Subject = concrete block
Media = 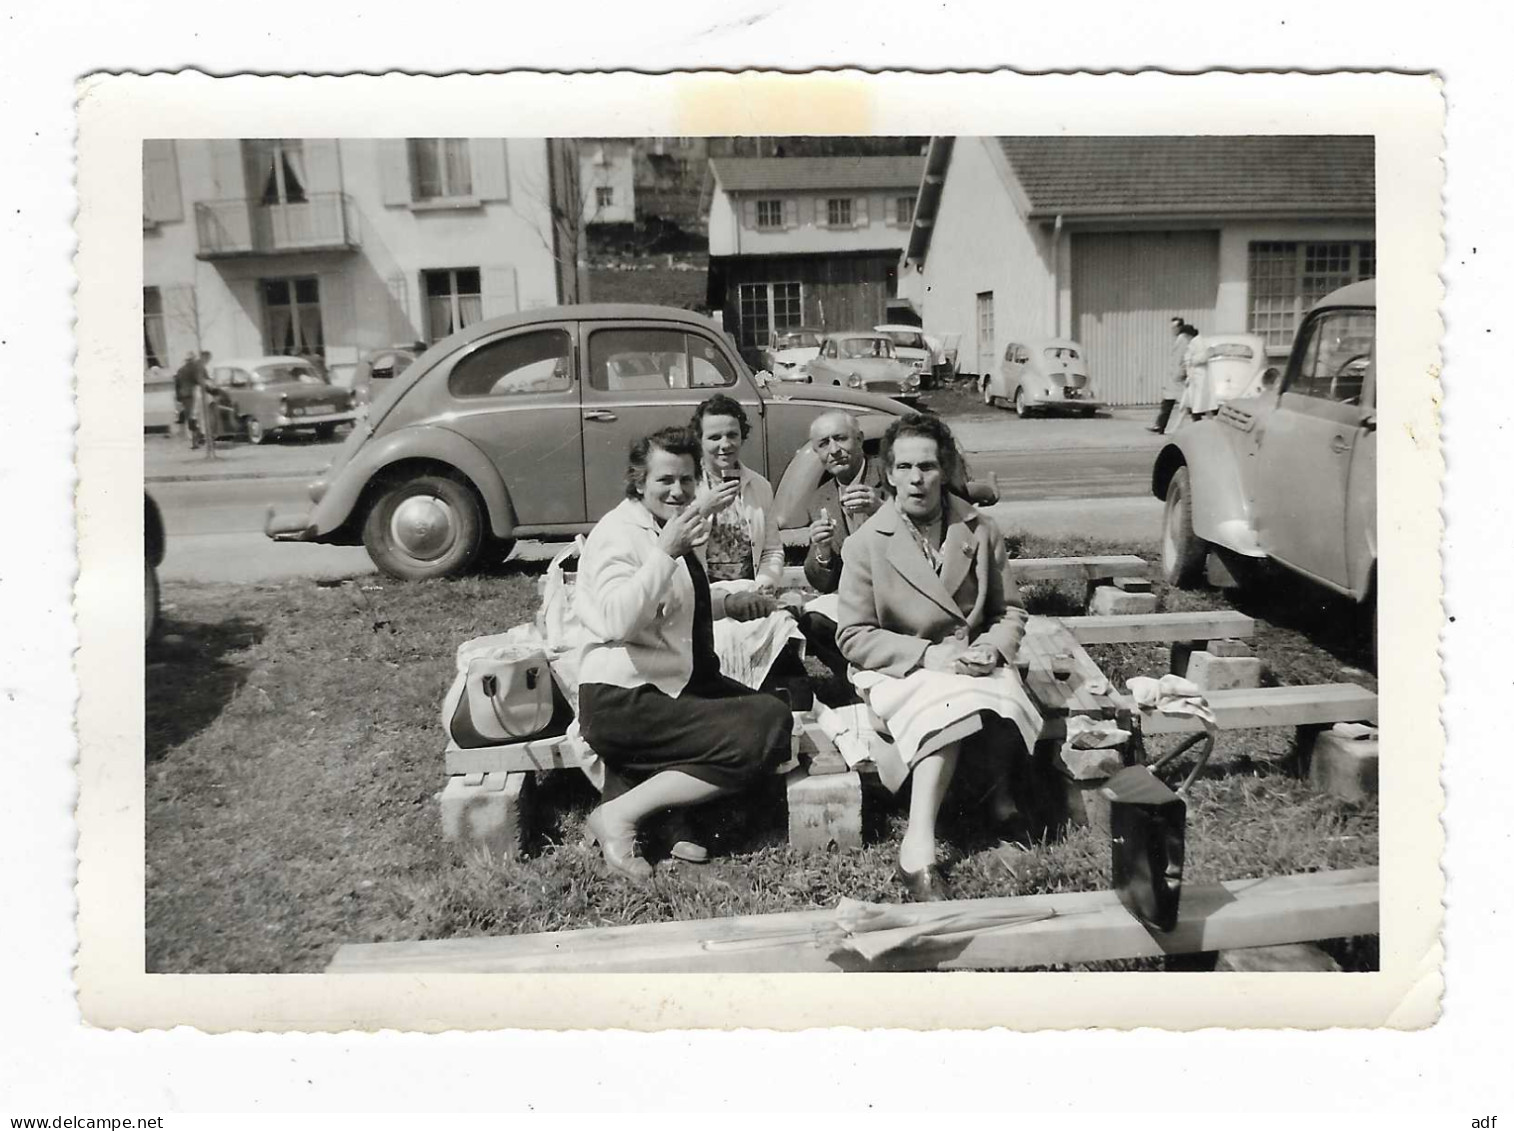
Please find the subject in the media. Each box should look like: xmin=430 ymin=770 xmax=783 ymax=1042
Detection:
xmin=1185 ymin=650 xmax=1264 ymax=691
xmin=440 ymin=771 xmax=533 ymax=858
xmin=1088 ymin=586 xmax=1158 ymax=616
xmin=1169 ymin=640 xmax=1200 ymax=677
xmin=1306 ymin=730 xmax=1379 ymax=804
xmin=1216 ymin=943 xmax=1341 ymax=973
xmin=1206 ymin=638 xmax=1253 ymax=658
xmin=1062 ymin=776 xmax=1113 ymax=836
xmin=785 ymin=767 xmax=863 ymax=851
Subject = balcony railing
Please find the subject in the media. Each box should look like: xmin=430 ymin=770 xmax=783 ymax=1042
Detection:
xmin=195 ymin=193 xmax=360 ymax=258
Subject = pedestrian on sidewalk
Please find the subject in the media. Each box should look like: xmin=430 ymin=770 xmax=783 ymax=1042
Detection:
xmin=1149 ymin=317 xmax=1197 ymax=433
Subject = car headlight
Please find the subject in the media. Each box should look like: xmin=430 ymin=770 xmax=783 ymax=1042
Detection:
xmin=910 ymin=358 xmax=924 ymax=370
xmin=847 ymin=374 xmax=863 ymax=388
xmin=906 ymin=373 xmax=920 ymax=389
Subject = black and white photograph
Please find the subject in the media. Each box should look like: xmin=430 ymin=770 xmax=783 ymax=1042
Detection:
xmin=68 ymin=70 xmax=1443 ymax=1034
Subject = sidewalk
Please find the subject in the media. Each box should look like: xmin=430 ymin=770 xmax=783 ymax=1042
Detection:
xmin=146 ymin=406 xmax=1166 ymax=483
xmin=145 ymin=432 xmax=337 ymax=483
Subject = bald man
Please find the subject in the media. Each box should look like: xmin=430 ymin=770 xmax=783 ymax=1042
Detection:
xmin=801 ymin=411 xmax=886 ymax=593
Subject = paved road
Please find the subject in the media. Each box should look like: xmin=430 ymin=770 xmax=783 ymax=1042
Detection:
xmin=153 ymin=447 xmax=1162 ymax=583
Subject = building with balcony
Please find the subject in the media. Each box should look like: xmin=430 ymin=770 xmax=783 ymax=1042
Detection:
xmin=142 ymin=138 xmax=583 ymax=378
xmin=898 ymin=136 xmax=1375 ymax=403
xmin=703 ymin=155 xmax=925 ymax=358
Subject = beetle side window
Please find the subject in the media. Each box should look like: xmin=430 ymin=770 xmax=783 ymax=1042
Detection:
xmin=448 ymin=329 xmax=572 ymax=398
xmin=1288 ymin=309 xmax=1374 ymax=405
xmin=589 ymin=328 xmax=737 ymax=391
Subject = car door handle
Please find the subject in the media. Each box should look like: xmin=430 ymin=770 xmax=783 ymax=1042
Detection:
xmin=1330 ymin=434 xmax=1350 ymax=454
xmin=582 ymin=410 xmax=617 ymax=422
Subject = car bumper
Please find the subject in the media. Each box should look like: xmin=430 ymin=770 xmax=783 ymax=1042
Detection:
xmin=1026 ymin=394 xmax=1104 ymax=411
xmin=272 ymin=410 xmax=357 ymax=429
xmin=264 ymin=504 xmax=319 ymax=542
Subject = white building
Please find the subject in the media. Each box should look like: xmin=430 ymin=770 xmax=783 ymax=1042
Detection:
xmin=141 ymin=138 xmax=582 ymax=381
xmin=578 ymin=139 xmax=637 ymax=226
xmin=899 ymin=136 xmax=1375 ymax=403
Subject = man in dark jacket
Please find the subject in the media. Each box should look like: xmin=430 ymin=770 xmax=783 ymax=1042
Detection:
xmin=173 ymin=350 xmax=214 ymax=448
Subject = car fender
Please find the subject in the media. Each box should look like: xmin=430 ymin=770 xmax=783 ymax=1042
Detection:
xmin=1151 ymin=425 xmax=1264 ymax=557
xmin=308 ymin=424 xmax=517 ymax=539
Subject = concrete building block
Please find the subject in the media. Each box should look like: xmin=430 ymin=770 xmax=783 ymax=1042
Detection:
xmin=785 ymin=767 xmax=863 ymax=851
xmin=1185 ymin=650 xmax=1264 ymax=691
xmin=1206 ymin=638 xmax=1253 ymax=658
xmin=1062 ymin=777 xmax=1114 ymax=836
xmin=440 ymin=771 xmax=533 ymax=858
xmin=1088 ymin=586 xmax=1158 ymax=616
xmin=1216 ymin=943 xmax=1342 ymax=972
xmin=1306 ymin=729 xmax=1379 ymax=804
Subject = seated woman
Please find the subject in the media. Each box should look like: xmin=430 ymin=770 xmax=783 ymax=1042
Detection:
xmin=836 ymin=413 xmax=1043 ymax=902
xmin=574 ymin=425 xmax=793 ymax=883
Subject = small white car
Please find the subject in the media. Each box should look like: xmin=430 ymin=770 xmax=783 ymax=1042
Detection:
xmin=761 ymin=328 xmax=823 ymax=383
xmin=983 ymin=338 xmax=1103 ymax=417
xmin=873 ymin=324 xmax=937 ymax=388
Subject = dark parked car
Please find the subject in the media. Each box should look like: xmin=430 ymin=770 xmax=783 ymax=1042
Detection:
xmin=266 ymin=305 xmax=914 ymax=579
xmin=145 ymin=493 xmax=165 ymax=641
xmin=206 ymin=356 xmax=358 ymax=444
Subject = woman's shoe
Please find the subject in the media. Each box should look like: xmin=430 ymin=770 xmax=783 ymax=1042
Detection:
xmin=661 ymin=810 xmax=710 ymax=864
xmin=895 ymin=862 xmax=952 ymax=903
xmin=583 ymin=808 xmax=653 ymax=883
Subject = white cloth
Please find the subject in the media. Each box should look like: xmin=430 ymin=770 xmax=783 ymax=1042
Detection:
xmin=850 ymin=665 xmax=1044 ymax=794
xmin=1125 ymin=674 xmax=1217 ymax=727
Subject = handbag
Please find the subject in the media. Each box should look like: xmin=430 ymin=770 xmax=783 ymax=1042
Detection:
xmin=1103 ymin=728 xmax=1216 ymax=933
xmin=443 ymin=642 xmax=559 ymax=749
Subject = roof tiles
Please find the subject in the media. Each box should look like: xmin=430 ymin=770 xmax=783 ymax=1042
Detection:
xmin=710 ymin=155 xmax=926 ymax=194
xmin=998 ymin=136 xmax=1375 ymax=217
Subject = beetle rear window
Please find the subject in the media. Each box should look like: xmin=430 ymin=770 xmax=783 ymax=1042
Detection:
xmin=589 ymin=328 xmax=736 ymax=392
xmin=448 ymin=329 xmax=572 ymax=398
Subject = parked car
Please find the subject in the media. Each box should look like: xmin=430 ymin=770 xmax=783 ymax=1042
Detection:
xmin=145 ymin=492 xmax=165 ymax=641
xmin=1164 ymin=333 xmax=1278 ymax=431
xmin=1152 ymin=280 xmax=1376 ymax=652
xmin=874 ymin=324 xmax=938 ymax=389
xmin=205 ymin=356 xmax=359 ymax=444
xmin=265 ymin=305 xmax=914 ymax=580
xmin=761 ymin=328 xmax=824 ymax=383
xmin=806 ymin=332 xmax=922 ymax=404
xmin=983 ymin=338 xmax=1103 ymax=417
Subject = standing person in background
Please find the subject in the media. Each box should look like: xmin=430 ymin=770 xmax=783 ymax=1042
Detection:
xmin=173 ymin=351 xmax=204 ymax=448
xmin=1149 ymin=318 xmax=1197 ymax=433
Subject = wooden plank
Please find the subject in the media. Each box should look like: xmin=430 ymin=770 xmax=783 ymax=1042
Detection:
xmin=1008 ymin=555 xmax=1150 ymax=584
xmin=1135 ymin=684 xmax=1379 ymax=736
xmin=445 ymin=734 xmax=580 ymax=776
xmin=1062 ymin=610 xmax=1256 ymax=645
xmin=327 ymin=867 xmax=1378 ymax=974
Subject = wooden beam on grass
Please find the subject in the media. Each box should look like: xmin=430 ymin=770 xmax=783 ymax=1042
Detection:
xmin=1136 ymin=683 xmax=1379 ymax=735
xmin=1008 ymin=555 xmax=1150 ymax=583
xmin=326 ymin=867 xmax=1378 ymax=975
xmin=1062 ymin=610 xmax=1256 ymax=645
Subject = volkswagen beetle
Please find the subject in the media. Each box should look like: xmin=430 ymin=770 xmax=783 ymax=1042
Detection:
xmin=265 ymin=305 xmax=912 ymax=580
xmin=983 ymin=338 xmax=1103 ymax=417
xmin=1152 ymin=280 xmax=1376 ymax=653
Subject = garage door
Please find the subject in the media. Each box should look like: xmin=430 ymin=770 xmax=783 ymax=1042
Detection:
xmin=1071 ymin=231 xmax=1220 ymax=406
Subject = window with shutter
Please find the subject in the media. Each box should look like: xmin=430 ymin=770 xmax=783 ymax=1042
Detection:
xmin=826 ymin=198 xmax=851 ymax=227
xmin=423 ymin=267 xmax=484 ymax=341
xmin=409 ymin=139 xmax=474 ymax=201
xmin=755 ymin=199 xmax=784 ymax=229
xmin=142 ymin=140 xmax=182 ymax=225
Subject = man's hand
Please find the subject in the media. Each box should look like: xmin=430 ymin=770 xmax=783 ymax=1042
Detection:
xmin=809 ymin=506 xmax=837 ymax=552
xmin=725 ymin=590 xmax=778 ymax=622
xmin=839 ymin=483 xmax=877 ymax=515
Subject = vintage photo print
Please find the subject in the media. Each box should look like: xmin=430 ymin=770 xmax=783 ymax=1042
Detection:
xmin=74 ymin=70 xmax=1444 ymax=1030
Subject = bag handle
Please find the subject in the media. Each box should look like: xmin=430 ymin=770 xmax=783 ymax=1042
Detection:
xmin=486 ymin=663 xmax=550 ymax=738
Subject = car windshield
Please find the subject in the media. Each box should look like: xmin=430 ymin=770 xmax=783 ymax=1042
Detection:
xmin=1043 ymin=346 xmax=1081 ymax=363
xmin=253 ymin=363 xmax=323 ymax=386
xmin=839 ymin=337 xmax=894 ymax=360
xmin=1205 ymin=342 xmax=1255 ymax=361
xmin=882 ymin=330 xmax=925 ymax=350
xmin=774 ymin=331 xmax=820 ymax=350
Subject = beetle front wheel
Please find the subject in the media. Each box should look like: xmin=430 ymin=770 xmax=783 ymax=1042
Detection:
xmin=1161 ymin=466 xmax=1208 ymax=588
xmin=363 ymin=474 xmax=483 ymax=581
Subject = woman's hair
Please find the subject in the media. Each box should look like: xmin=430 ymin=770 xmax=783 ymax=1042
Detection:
xmin=879 ymin=412 xmax=968 ymax=499
xmin=689 ymin=392 xmax=752 ymax=442
xmin=624 ymin=425 xmax=701 ymax=500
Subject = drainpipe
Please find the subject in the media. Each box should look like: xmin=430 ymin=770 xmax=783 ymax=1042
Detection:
xmin=1051 ymin=213 xmax=1063 ymax=338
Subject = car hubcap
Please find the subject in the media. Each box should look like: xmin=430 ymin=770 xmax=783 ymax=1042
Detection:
xmin=390 ymin=494 xmax=457 ymax=561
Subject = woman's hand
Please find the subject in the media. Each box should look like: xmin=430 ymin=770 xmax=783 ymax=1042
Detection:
xmin=724 ymin=590 xmax=778 ymax=622
xmin=921 ymin=640 xmax=969 ymax=672
xmin=656 ymin=508 xmax=712 ymax=558
xmin=955 ymin=644 xmax=1002 ymax=677
xmin=697 ymin=475 xmax=742 ymax=518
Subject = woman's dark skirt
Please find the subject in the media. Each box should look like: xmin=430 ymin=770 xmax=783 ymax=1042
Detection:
xmin=577 ymin=674 xmax=792 ymax=792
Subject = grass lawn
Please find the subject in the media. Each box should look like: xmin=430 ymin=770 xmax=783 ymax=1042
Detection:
xmin=146 ymin=535 xmax=1379 ymax=974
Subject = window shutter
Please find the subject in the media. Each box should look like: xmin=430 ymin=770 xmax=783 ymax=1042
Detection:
xmin=317 ymin=271 xmax=352 ymax=357
xmin=815 ymin=199 xmax=828 ymax=229
xmin=471 ymin=139 xmax=511 ymax=201
xmin=481 ymin=265 xmax=519 ymax=319
xmin=302 ymin=139 xmax=342 ymax=194
xmin=784 ymin=197 xmax=798 ymax=229
xmin=142 ymin=140 xmax=182 ymax=223
xmin=160 ymin=284 xmax=199 ymax=361
xmin=208 ymin=139 xmax=247 ymax=199
xmin=799 ymin=196 xmax=814 ymax=227
xmin=379 ymin=139 xmax=413 ymax=206
xmin=884 ymin=195 xmax=897 ymax=227
xmin=386 ymin=273 xmax=415 ymax=343
xmin=742 ymin=199 xmax=757 ymax=229
xmin=854 ymin=196 xmax=869 ymax=227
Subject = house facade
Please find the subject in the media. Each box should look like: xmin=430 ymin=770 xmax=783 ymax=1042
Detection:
xmin=705 ymin=156 xmax=925 ymax=360
xmin=141 ymin=137 xmax=581 ymax=380
xmin=899 ymin=136 xmax=1375 ymax=404
xmin=578 ymin=139 xmax=638 ymax=226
